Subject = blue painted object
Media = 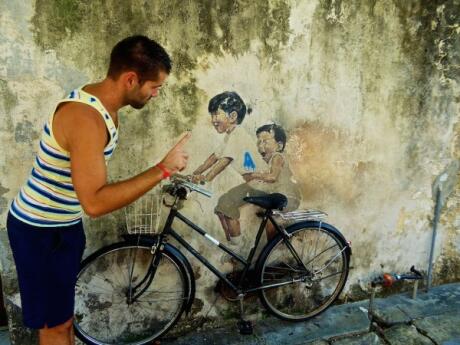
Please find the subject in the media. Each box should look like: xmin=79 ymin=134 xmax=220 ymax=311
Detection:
xmin=243 ymin=151 xmax=256 ymax=171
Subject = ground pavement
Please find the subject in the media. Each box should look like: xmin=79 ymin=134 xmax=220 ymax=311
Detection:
xmin=1 ymin=283 xmax=459 ymax=344
xmin=161 ymin=283 xmax=460 ymax=345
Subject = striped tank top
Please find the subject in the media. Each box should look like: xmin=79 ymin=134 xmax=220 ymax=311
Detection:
xmin=9 ymin=87 xmax=119 ymax=227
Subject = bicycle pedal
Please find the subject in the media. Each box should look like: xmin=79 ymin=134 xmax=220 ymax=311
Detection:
xmin=237 ymin=320 xmax=253 ymax=335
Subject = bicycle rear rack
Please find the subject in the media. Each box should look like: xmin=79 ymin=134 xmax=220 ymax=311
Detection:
xmin=272 ymin=209 xmax=328 ymax=221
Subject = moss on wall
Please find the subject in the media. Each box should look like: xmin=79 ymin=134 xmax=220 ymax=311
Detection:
xmin=31 ymin=0 xmax=291 ymax=134
xmin=0 ymin=79 xmax=18 ymax=116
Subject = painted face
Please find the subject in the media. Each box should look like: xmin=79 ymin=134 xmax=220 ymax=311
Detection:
xmin=127 ymin=70 xmax=168 ymax=109
xmin=257 ymin=130 xmax=282 ymax=162
xmin=210 ymin=109 xmax=237 ymax=133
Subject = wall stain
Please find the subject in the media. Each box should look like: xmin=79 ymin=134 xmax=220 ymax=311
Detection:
xmin=31 ymin=0 xmax=291 ymax=134
xmin=436 ymin=255 xmax=460 ymax=284
xmin=0 ymin=79 xmax=18 ymax=114
xmin=392 ymin=0 xmax=459 ymax=175
xmin=289 ymin=121 xmax=372 ymax=209
xmin=0 ymin=79 xmax=18 ymax=133
xmin=0 ymin=185 xmax=10 ymax=213
xmin=14 ymin=120 xmax=39 ymax=143
xmin=311 ymin=0 xmax=459 ymax=188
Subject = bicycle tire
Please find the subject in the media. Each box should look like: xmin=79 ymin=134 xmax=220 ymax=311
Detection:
xmin=256 ymin=221 xmax=350 ymax=321
xmin=74 ymin=241 xmax=189 ymax=345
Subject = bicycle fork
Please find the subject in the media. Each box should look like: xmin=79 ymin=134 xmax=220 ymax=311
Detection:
xmin=126 ymin=240 xmax=162 ymax=304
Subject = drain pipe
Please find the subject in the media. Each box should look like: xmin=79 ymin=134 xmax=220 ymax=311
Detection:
xmin=426 ymin=160 xmax=459 ymax=291
xmin=426 ymin=185 xmax=442 ymax=291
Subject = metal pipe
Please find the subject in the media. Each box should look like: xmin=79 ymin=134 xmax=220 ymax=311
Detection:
xmin=412 ymin=280 xmax=419 ymax=299
xmin=427 ymin=187 xmax=442 ymax=291
xmin=368 ymin=285 xmax=376 ymax=332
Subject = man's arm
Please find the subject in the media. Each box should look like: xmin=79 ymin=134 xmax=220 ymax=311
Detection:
xmin=62 ymin=104 xmax=188 ymax=218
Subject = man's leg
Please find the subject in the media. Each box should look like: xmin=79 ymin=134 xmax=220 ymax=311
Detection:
xmin=70 ymin=321 xmax=75 ymax=345
xmin=39 ymin=317 xmax=73 ymax=345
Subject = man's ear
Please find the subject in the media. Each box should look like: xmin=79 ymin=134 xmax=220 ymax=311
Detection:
xmin=123 ymin=71 xmax=139 ymax=89
xmin=229 ymin=111 xmax=238 ymax=123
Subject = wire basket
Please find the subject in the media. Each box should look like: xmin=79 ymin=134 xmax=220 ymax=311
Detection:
xmin=124 ymin=191 xmax=163 ymax=235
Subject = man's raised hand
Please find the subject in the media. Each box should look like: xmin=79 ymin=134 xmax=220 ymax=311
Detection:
xmin=160 ymin=132 xmax=191 ymax=175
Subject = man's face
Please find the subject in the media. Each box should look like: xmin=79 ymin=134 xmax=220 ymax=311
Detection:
xmin=127 ymin=70 xmax=168 ymax=109
xmin=210 ymin=109 xmax=236 ymax=133
xmin=257 ymin=130 xmax=282 ymax=162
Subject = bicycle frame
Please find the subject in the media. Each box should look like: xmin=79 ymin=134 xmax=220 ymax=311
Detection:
xmin=149 ymin=203 xmax=311 ymax=297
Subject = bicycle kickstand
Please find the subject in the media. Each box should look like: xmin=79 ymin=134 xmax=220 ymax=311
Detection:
xmin=237 ymin=294 xmax=253 ymax=335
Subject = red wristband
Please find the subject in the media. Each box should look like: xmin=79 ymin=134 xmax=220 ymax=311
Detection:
xmin=156 ymin=163 xmax=171 ymax=179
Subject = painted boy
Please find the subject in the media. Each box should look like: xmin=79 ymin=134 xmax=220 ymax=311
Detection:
xmin=215 ymin=123 xmax=301 ymax=248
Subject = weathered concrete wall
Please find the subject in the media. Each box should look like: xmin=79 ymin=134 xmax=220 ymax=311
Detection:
xmin=0 ymin=0 xmax=459 ymax=341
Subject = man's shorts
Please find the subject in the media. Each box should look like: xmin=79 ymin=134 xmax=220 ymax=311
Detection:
xmin=6 ymin=212 xmax=86 ymax=329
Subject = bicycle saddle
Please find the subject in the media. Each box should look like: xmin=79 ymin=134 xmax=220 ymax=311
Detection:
xmin=243 ymin=193 xmax=287 ymax=210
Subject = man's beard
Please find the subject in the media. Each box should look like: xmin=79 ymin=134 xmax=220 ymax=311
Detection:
xmin=128 ymin=97 xmax=149 ymax=109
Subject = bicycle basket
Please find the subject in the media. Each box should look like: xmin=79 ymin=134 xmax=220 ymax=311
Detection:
xmin=124 ymin=192 xmax=162 ymax=235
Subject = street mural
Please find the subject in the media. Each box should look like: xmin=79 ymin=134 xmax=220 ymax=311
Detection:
xmin=191 ymin=92 xmax=301 ymax=262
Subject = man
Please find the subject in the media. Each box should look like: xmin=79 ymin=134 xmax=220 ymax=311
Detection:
xmin=6 ymin=35 xmax=189 ymax=345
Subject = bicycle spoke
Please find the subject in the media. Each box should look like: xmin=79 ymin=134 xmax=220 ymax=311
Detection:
xmin=260 ymin=226 xmax=349 ymax=321
xmin=304 ymin=243 xmax=339 ymax=267
xmin=136 ymin=295 xmax=183 ymax=302
xmin=312 ymin=271 xmax=345 ymax=282
xmin=79 ymin=281 xmax=114 ymax=294
xmin=75 ymin=246 xmax=188 ymax=344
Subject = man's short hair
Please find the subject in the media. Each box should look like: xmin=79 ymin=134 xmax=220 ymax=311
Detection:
xmin=208 ymin=91 xmax=247 ymax=124
xmin=107 ymin=35 xmax=172 ymax=83
xmin=256 ymin=123 xmax=287 ymax=152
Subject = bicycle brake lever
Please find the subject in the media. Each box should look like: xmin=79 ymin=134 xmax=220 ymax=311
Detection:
xmin=171 ymin=176 xmax=212 ymax=198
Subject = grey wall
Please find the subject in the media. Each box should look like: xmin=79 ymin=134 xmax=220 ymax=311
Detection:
xmin=0 ymin=0 xmax=459 ymax=342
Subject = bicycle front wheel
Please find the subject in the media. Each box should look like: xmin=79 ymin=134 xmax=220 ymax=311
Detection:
xmin=74 ymin=242 xmax=188 ymax=345
xmin=257 ymin=223 xmax=349 ymax=321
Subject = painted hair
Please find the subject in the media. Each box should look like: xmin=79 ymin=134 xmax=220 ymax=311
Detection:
xmin=107 ymin=35 xmax=172 ymax=83
xmin=208 ymin=91 xmax=249 ymax=124
xmin=256 ymin=123 xmax=287 ymax=152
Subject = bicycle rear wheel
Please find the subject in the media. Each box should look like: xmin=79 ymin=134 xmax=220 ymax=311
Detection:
xmin=257 ymin=222 xmax=349 ymax=321
xmin=74 ymin=242 xmax=188 ymax=345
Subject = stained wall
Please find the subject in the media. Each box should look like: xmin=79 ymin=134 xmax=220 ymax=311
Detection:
xmin=0 ymin=0 xmax=459 ymax=342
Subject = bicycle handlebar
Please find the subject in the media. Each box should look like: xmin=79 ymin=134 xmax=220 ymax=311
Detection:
xmin=169 ymin=175 xmax=213 ymax=198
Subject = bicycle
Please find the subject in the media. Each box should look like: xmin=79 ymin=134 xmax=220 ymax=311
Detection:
xmin=73 ymin=176 xmax=352 ymax=345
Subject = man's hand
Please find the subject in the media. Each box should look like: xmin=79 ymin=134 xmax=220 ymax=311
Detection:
xmin=160 ymin=132 xmax=191 ymax=174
